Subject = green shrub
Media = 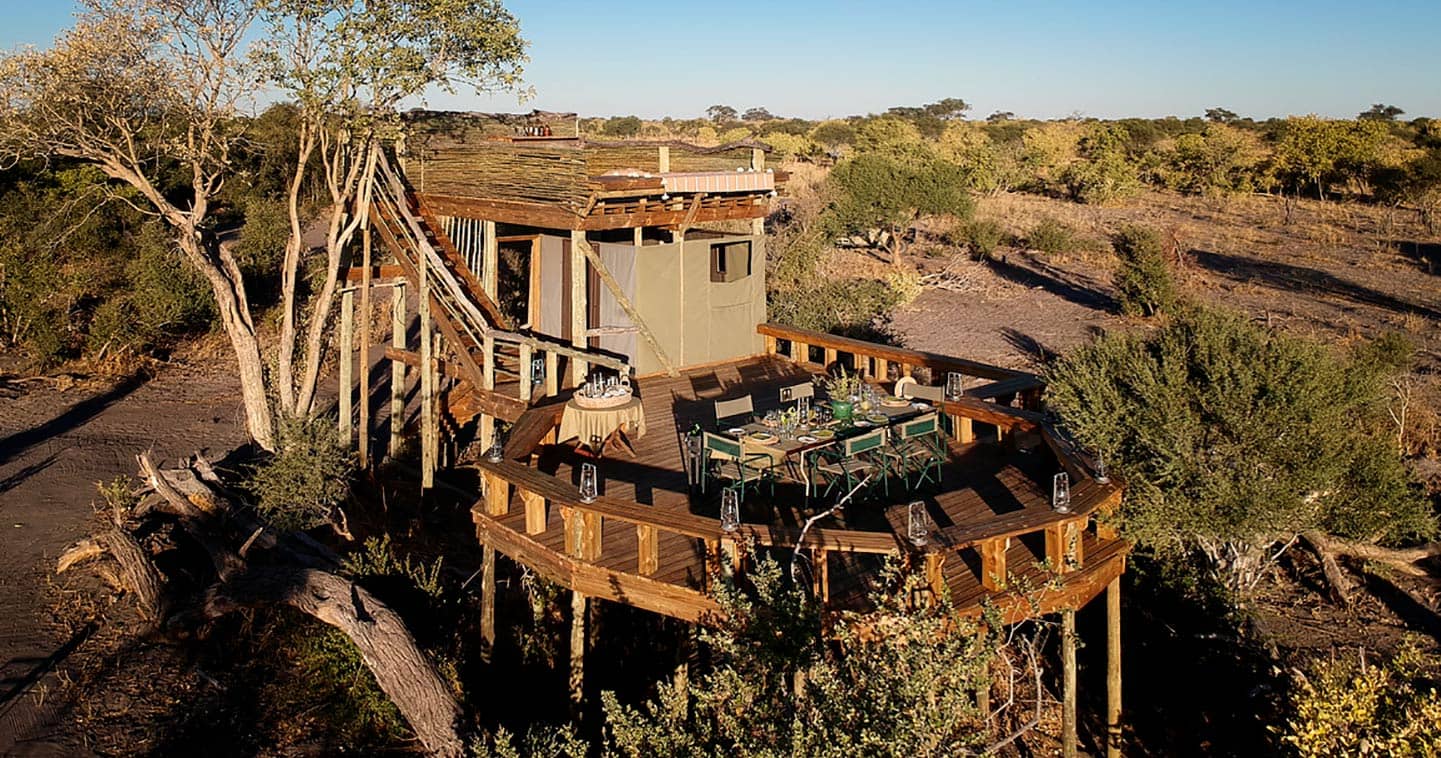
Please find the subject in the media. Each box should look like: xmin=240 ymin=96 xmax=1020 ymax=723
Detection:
xmin=1279 ymin=641 xmax=1441 ymax=756
xmin=963 ymin=218 xmax=1006 ymax=260
xmin=1112 ymin=225 xmax=1178 ymax=317
xmin=342 ymin=535 xmax=446 ymax=601
xmin=1045 ymin=307 xmax=1435 ymax=598
xmin=291 ymin=622 xmax=406 ymax=739
xmin=1026 ymin=216 xmax=1079 ymax=254
xmin=768 ymin=278 xmax=905 ymax=335
xmin=246 ymin=415 xmax=355 ymax=532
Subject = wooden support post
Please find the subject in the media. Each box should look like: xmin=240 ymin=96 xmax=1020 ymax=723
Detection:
xmin=359 ymin=225 xmax=372 ymax=468
xmin=480 ymin=543 xmax=496 ymax=661
xmin=924 ymin=551 xmax=946 ymax=599
xmin=569 ymin=231 xmax=589 ymax=386
xmin=569 ymin=590 xmax=586 ymax=716
xmin=958 ymin=416 xmax=975 ymax=444
xmin=658 ymin=145 xmax=670 ymax=173
xmin=813 ymin=547 xmax=828 ymax=602
xmin=389 ymin=282 xmax=406 ymax=458
xmin=1107 ymin=578 xmax=1123 ymax=758
xmin=483 ymin=471 xmax=509 ymax=516
xmin=1045 ymin=520 xmax=1084 ymax=574
xmin=852 ymin=352 xmax=868 ymax=377
xmin=719 ymin=537 xmax=739 ymax=577
xmin=750 ymin=147 xmax=765 ymax=171
xmin=522 ymin=490 xmax=546 ymax=534
xmin=636 ymin=524 xmax=657 ymax=575
xmin=479 ymin=334 xmax=496 ymax=452
xmin=902 ymin=362 xmax=913 ymax=378
xmin=580 ymin=511 xmax=602 ymax=561
xmin=1062 ymin=608 xmax=1078 ymax=758
xmin=419 ymin=238 xmax=434 ymax=489
xmin=482 ymin=220 xmax=498 ymax=302
xmin=574 ymin=236 xmax=679 ymax=376
xmin=633 ymin=226 xmax=644 ymax=247
xmin=824 ymin=347 xmax=838 ymax=369
xmin=793 ymin=341 xmax=808 ymax=364
xmin=764 ymin=334 xmax=778 ymax=356
xmin=877 ymin=359 xmax=891 ymax=383
xmin=544 ymin=351 xmax=559 ymax=397
xmin=980 ymin=538 xmax=1007 ymax=591
xmin=519 ymin=342 xmax=533 ymax=403
xmin=339 ymin=289 xmax=354 ymax=445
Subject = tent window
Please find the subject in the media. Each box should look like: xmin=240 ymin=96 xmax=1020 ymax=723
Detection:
xmin=710 ymin=241 xmax=752 ymax=283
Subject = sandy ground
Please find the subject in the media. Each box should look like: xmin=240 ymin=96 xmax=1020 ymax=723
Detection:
xmin=0 ymin=362 xmax=247 ymax=755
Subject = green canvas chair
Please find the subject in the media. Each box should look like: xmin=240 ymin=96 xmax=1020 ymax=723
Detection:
xmin=702 ymin=431 xmax=776 ymax=502
xmin=812 ymin=427 xmax=890 ymax=501
xmin=884 ymin=412 xmax=945 ymax=489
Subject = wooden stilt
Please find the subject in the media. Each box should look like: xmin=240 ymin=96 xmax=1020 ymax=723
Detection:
xmin=419 ymin=247 xmax=435 ymax=488
xmin=480 ymin=543 xmax=496 ymax=662
xmin=339 ymin=289 xmax=354 ymax=445
xmin=519 ymin=342 xmax=533 ymax=403
xmin=569 ymin=589 xmax=587 ymax=717
xmin=1062 ymin=608 xmax=1078 ymax=758
xmin=358 ymin=225 xmax=372 ymax=468
xmin=389 ymin=282 xmax=406 ymax=458
xmin=1107 ymin=578 xmax=1123 ymax=757
xmin=479 ymin=333 xmax=496 ymax=452
xmin=545 ymin=350 xmax=559 ymax=397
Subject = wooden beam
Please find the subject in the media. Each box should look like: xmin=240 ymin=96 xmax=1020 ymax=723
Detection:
xmin=676 ymin=192 xmax=706 ymax=238
xmin=522 ymin=490 xmax=546 ymax=535
xmin=637 ymin=524 xmax=657 ymax=575
xmin=418 ymin=219 xmax=435 ymax=489
xmin=1062 ymin=608 xmax=1078 ymax=758
xmin=1107 ymin=578 xmax=1123 ymax=758
xmin=339 ymin=289 xmax=354 ymax=446
xmin=569 ymin=231 xmax=589 ymax=385
xmin=482 ymin=219 xmax=498 ymax=302
xmin=345 ymin=264 xmax=406 ymax=282
xmin=980 ymin=537 xmax=1007 ymax=591
xmin=569 ymin=590 xmax=586 ymax=716
xmin=573 ymin=236 xmax=679 ymax=377
xmin=358 ymin=224 xmax=373 ymax=469
xmin=480 ymin=544 xmax=496 ymax=661
xmin=389 ymin=282 xmax=406 ymax=458
xmin=421 ymin=193 xmax=583 ymax=230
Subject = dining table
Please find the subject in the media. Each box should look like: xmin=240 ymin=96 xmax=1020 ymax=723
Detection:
xmin=713 ymin=395 xmax=936 ymax=497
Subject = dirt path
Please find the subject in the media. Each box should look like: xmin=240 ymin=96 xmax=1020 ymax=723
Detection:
xmin=0 ymin=361 xmax=247 ymax=754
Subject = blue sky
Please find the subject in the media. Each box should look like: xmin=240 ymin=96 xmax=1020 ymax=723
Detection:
xmin=4 ymin=0 xmax=1438 ymax=120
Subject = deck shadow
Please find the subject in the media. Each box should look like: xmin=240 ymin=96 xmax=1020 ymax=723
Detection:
xmin=1191 ymin=248 xmax=1441 ymax=320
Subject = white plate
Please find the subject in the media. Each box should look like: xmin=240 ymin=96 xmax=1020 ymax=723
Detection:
xmin=912 ymin=402 xmax=931 ymax=409
xmin=725 ymin=427 xmax=746 ymax=435
xmin=854 ymin=420 xmax=872 ymax=427
xmin=797 ymin=435 xmax=818 ymax=443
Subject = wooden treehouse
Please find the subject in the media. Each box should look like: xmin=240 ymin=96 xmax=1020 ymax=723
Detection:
xmin=338 ymin=110 xmax=1127 ymax=754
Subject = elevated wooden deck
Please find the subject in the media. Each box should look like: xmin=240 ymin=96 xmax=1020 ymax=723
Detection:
xmin=469 ymin=327 xmax=1126 ymax=625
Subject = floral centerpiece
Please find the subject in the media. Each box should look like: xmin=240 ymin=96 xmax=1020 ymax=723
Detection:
xmin=823 ymin=368 xmax=863 ymax=422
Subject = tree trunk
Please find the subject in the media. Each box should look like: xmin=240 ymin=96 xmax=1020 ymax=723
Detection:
xmin=205 ymin=568 xmax=464 ymax=757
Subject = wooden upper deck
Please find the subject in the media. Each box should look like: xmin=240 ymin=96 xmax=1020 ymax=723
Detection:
xmin=468 ymin=325 xmax=1126 ymax=625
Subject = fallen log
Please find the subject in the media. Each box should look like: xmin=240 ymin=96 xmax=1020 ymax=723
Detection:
xmin=61 ymin=453 xmax=467 ymax=757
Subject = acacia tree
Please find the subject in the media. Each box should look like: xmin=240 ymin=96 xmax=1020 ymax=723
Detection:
xmin=0 ymin=0 xmax=526 ymax=449
xmin=0 ymin=0 xmax=277 ymax=445
xmin=255 ymin=0 xmax=525 ymax=419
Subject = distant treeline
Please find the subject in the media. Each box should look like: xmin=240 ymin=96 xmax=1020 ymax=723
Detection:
xmin=586 ymin=104 xmax=1441 ymax=217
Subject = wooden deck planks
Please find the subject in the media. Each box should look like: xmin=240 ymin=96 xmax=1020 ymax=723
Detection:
xmin=474 ymin=354 xmax=1124 ymax=622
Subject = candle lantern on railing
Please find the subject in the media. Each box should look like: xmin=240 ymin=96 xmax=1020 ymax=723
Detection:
xmin=530 ymin=357 xmax=545 ymax=386
xmin=946 ymin=372 xmax=965 ymax=401
xmin=720 ymin=488 xmax=740 ymax=533
xmin=487 ymin=433 xmax=505 ymax=463
xmin=1094 ymin=452 xmax=1109 ymax=484
xmin=907 ymin=500 xmax=930 ymax=547
xmin=1052 ymin=472 xmax=1071 ymax=513
xmin=579 ymin=462 xmax=599 ymax=504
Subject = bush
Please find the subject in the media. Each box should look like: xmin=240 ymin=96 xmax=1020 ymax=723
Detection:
xmin=1026 ymin=216 xmax=1079 ymax=254
xmin=1045 ymin=307 xmax=1435 ymax=598
xmin=1279 ymin=642 xmax=1441 ymax=756
xmin=962 ymin=218 xmax=1006 ymax=260
xmin=1112 ymin=225 xmax=1178 ymax=316
xmin=768 ymin=278 xmax=906 ymax=335
xmin=246 ymin=415 xmax=355 ymax=532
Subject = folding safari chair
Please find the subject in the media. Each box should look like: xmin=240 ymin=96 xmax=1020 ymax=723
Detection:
xmin=884 ymin=412 xmax=945 ymax=490
xmin=701 ymin=431 xmax=776 ymax=503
